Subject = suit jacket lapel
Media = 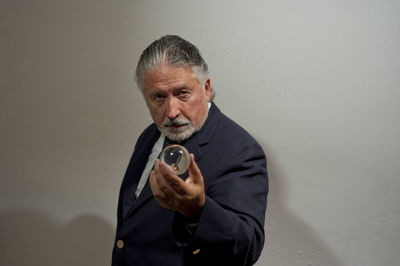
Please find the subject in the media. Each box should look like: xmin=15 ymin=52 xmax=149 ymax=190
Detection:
xmin=129 ymin=178 xmax=153 ymax=213
xmin=123 ymin=126 xmax=160 ymax=219
xmin=185 ymin=103 xmax=221 ymax=150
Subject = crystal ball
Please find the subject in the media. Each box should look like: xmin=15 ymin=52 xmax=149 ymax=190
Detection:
xmin=159 ymin=144 xmax=190 ymax=175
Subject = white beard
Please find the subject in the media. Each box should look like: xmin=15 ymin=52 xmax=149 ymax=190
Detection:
xmin=159 ymin=111 xmax=209 ymax=143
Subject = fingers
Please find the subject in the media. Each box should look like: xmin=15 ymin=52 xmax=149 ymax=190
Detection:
xmin=156 ymin=160 xmax=186 ymax=194
xmin=150 ymin=160 xmax=186 ymax=208
xmin=187 ymin=154 xmax=204 ymax=186
xmin=150 ymin=156 xmax=206 ymax=217
xmin=149 ymin=168 xmax=170 ymax=209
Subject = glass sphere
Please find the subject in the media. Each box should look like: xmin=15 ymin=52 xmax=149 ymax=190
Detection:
xmin=159 ymin=144 xmax=190 ymax=175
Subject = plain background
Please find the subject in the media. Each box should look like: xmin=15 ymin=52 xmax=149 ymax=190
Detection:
xmin=1 ymin=0 xmax=399 ymax=265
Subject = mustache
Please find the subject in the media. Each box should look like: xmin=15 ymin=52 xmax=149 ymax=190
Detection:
xmin=162 ymin=118 xmax=190 ymax=127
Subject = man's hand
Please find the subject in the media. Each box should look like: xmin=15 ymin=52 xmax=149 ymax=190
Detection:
xmin=149 ymin=154 xmax=205 ymax=218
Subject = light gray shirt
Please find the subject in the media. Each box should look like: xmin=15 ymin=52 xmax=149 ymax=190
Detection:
xmin=134 ymin=133 xmax=165 ymax=198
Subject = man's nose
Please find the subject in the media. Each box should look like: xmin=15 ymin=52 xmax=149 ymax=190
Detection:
xmin=166 ymin=97 xmax=180 ymax=120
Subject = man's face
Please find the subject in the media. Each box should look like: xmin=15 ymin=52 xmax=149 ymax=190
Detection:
xmin=142 ymin=64 xmax=211 ymax=142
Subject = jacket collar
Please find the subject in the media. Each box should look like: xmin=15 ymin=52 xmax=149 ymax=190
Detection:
xmin=178 ymin=102 xmax=222 ymax=161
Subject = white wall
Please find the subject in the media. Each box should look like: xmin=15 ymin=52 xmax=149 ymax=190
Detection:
xmin=1 ymin=1 xmax=399 ymax=265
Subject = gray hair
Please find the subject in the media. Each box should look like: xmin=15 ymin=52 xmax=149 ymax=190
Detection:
xmin=135 ymin=35 xmax=215 ymax=100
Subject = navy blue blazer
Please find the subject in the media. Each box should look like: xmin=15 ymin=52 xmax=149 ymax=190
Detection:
xmin=112 ymin=103 xmax=268 ymax=266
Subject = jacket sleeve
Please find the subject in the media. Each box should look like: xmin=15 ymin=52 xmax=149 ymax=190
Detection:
xmin=173 ymin=141 xmax=269 ymax=266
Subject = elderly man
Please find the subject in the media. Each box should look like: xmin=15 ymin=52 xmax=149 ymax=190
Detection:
xmin=112 ymin=35 xmax=268 ymax=266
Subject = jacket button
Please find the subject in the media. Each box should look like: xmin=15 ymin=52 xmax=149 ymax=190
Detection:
xmin=117 ymin=240 xmax=124 ymax=249
xmin=192 ymin=248 xmax=200 ymax=255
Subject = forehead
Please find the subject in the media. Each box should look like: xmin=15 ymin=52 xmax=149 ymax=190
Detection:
xmin=142 ymin=65 xmax=198 ymax=91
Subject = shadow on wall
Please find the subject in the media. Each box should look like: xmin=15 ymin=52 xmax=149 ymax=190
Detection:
xmin=256 ymin=144 xmax=344 ymax=266
xmin=0 ymin=210 xmax=114 ymax=266
xmin=0 ymin=147 xmax=345 ymax=266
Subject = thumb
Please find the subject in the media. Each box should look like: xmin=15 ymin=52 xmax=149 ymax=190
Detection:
xmin=187 ymin=153 xmax=203 ymax=185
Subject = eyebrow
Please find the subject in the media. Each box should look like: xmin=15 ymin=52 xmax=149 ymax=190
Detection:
xmin=150 ymin=91 xmax=166 ymax=98
xmin=149 ymin=85 xmax=194 ymax=99
xmin=172 ymin=86 xmax=192 ymax=92
xmin=151 ymin=86 xmax=192 ymax=95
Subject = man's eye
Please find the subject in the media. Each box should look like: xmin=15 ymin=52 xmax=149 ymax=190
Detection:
xmin=178 ymin=90 xmax=190 ymax=98
xmin=152 ymin=95 xmax=166 ymax=104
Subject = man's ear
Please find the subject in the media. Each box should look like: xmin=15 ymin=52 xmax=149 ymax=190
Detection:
xmin=204 ymin=78 xmax=211 ymax=101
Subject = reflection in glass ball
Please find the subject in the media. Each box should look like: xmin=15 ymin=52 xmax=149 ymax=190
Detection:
xmin=159 ymin=144 xmax=190 ymax=175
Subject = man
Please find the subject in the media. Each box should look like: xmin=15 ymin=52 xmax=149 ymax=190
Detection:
xmin=112 ymin=35 xmax=268 ymax=266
